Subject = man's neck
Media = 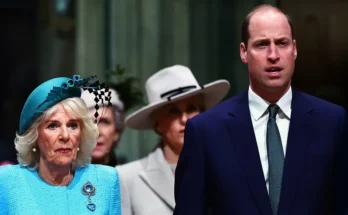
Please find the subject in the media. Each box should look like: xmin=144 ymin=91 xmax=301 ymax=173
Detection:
xmin=250 ymin=84 xmax=290 ymax=104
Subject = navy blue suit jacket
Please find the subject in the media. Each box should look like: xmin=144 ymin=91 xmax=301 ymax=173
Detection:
xmin=174 ymin=89 xmax=347 ymax=215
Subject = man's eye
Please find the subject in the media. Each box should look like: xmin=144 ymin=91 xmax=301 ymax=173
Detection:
xmin=279 ymin=41 xmax=288 ymax=46
xmin=257 ymin=42 xmax=266 ymax=47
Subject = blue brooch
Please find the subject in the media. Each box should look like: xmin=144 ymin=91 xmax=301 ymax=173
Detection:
xmin=82 ymin=181 xmax=97 ymax=211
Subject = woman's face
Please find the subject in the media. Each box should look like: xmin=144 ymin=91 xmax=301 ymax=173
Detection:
xmin=90 ymin=107 xmax=119 ymax=161
xmin=37 ymin=104 xmax=81 ymax=168
xmin=155 ymin=96 xmax=201 ymax=153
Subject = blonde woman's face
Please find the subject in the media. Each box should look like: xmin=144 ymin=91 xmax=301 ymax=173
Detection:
xmin=155 ymin=97 xmax=201 ymax=153
xmin=37 ymin=105 xmax=81 ymax=168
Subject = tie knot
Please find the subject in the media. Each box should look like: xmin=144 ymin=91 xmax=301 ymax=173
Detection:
xmin=268 ymin=104 xmax=279 ymax=119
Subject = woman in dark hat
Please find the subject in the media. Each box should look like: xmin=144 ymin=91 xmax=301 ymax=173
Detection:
xmin=0 ymin=76 xmax=122 ymax=214
xmin=81 ymin=88 xmax=125 ymax=166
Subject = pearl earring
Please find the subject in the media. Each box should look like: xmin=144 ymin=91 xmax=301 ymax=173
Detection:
xmin=77 ymin=147 xmax=80 ymax=152
xmin=32 ymin=147 xmax=37 ymax=152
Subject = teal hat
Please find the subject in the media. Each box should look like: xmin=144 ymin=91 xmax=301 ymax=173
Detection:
xmin=19 ymin=75 xmax=110 ymax=135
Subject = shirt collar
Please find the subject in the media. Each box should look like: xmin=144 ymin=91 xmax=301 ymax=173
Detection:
xmin=248 ymin=86 xmax=292 ymax=121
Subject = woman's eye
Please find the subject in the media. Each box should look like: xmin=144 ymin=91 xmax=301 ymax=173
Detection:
xmin=187 ymin=105 xmax=198 ymax=113
xmin=98 ymin=118 xmax=110 ymax=125
xmin=168 ymin=107 xmax=180 ymax=114
xmin=69 ymin=122 xmax=79 ymax=130
xmin=47 ymin=123 xmax=58 ymax=130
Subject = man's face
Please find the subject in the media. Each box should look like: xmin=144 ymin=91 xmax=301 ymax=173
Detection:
xmin=240 ymin=9 xmax=297 ymax=94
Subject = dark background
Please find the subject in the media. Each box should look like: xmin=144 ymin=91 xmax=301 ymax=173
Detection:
xmin=1 ymin=0 xmax=347 ymax=163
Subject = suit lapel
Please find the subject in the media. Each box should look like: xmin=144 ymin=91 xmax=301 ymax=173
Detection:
xmin=278 ymin=89 xmax=314 ymax=215
xmin=138 ymin=148 xmax=175 ymax=210
xmin=226 ymin=91 xmax=273 ymax=215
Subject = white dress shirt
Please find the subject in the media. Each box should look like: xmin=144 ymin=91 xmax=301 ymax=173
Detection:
xmin=248 ymin=86 xmax=292 ymax=192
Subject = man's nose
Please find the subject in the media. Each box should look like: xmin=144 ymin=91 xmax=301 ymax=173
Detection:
xmin=267 ymin=44 xmax=280 ymax=63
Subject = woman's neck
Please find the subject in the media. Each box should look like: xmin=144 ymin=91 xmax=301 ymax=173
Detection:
xmin=92 ymin=154 xmax=110 ymax=165
xmin=162 ymin=143 xmax=180 ymax=165
xmin=38 ymin=162 xmax=73 ymax=186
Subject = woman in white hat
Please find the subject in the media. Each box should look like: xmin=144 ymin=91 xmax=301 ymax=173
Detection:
xmin=117 ymin=65 xmax=230 ymax=215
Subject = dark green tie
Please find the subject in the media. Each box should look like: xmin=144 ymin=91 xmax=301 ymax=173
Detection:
xmin=267 ymin=104 xmax=284 ymax=215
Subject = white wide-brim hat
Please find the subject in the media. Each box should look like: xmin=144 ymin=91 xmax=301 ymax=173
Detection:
xmin=125 ymin=65 xmax=230 ymax=130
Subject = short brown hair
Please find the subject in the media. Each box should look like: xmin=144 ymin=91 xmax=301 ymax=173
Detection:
xmin=241 ymin=4 xmax=294 ymax=48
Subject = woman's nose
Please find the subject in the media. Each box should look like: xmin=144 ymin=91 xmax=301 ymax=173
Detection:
xmin=59 ymin=127 xmax=70 ymax=142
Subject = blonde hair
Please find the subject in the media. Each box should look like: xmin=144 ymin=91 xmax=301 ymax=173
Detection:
xmin=15 ymin=97 xmax=98 ymax=169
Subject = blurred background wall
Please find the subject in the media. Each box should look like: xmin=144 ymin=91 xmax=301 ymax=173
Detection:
xmin=1 ymin=0 xmax=347 ymax=164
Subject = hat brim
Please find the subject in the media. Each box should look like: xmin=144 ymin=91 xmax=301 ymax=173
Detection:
xmin=125 ymin=80 xmax=230 ymax=130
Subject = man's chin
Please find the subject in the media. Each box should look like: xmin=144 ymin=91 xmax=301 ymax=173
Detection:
xmin=263 ymin=81 xmax=290 ymax=91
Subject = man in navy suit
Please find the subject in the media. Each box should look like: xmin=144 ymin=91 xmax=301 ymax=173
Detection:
xmin=174 ymin=4 xmax=347 ymax=215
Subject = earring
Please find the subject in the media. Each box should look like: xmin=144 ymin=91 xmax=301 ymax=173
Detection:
xmin=77 ymin=147 xmax=80 ymax=152
xmin=32 ymin=147 xmax=37 ymax=152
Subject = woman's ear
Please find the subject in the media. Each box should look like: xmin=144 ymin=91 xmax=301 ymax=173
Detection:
xmin=113 ymin=131 xmax=120 ymax=142
xmin=154 ymin=122 xmax=162 ymax=136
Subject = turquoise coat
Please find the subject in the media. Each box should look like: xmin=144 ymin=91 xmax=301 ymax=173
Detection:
xmin=0 ymin=164 xmax=122 ymax=215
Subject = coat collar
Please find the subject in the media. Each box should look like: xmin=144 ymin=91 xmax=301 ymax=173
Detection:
xmin=138 ymin=147 xmax=175 ymax=209
xmin=248 ymin=86 xmax=292 ymax=121
xmin=278 ymin=88 xmax=314 ymax=215
xmin=225 ymin=89 xmax=314 ymax=215
xmin=226 ymin=90 xmax=273 ymax=215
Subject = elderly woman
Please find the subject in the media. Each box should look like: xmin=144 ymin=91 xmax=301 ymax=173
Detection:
xmin=81 ymin=89 xmax=125 ymax=166
xmin=117 ymin=65 xmax=230 ymax=215
xmin=0 ymin=76 xmax=122 ymax=215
